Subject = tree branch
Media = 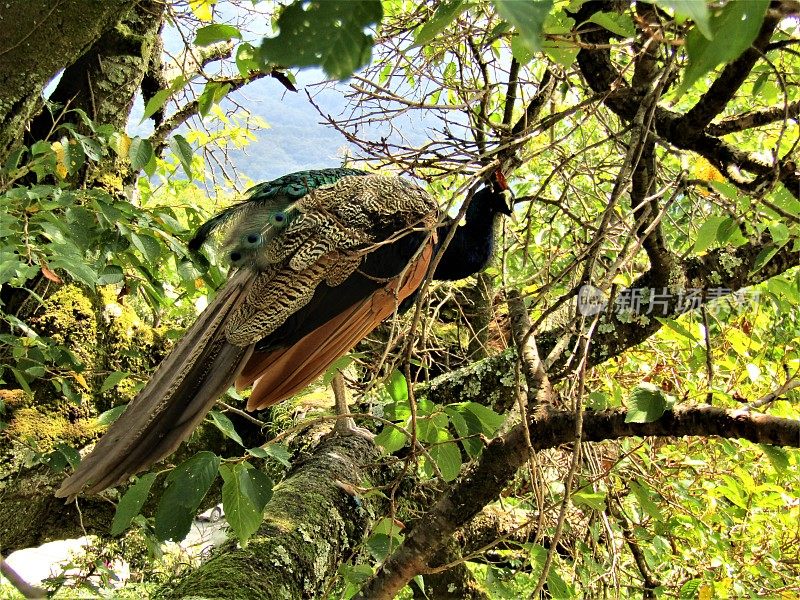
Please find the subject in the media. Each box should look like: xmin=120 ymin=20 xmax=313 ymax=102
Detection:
xmin=161 ymin=435 xmax=381 ymax=599
xmin=356 ymin=405 xmax=800 ymax=599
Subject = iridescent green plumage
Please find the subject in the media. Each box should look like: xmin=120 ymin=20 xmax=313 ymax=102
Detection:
xmin=188 ymin=168 xmax=367 ymax=255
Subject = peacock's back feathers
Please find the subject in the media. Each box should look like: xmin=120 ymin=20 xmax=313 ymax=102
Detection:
xmin=221 ymin=173 xmax=439 ymax=346
xmin=188 ymin=167 xmax=368 ymax=253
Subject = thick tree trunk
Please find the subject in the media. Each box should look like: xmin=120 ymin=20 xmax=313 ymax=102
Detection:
xmin=26 ymin=0 xmax=165 ymax=145
xmin=0 ymin=0 xmax=133 ymax=164
xmin=159 ymin=435 xmax=382 ymax=599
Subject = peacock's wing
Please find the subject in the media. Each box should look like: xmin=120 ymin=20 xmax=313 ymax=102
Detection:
xmin=238 ymin=239 xmax=434 ymax=410
xmin=57 ymin=173 xmax=437 ymax=498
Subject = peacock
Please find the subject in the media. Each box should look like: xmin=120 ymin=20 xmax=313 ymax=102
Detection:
xmin=56 ymin=168 xmax=513 ymax=498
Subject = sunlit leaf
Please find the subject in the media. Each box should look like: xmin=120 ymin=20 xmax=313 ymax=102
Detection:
xmin=195 ymin=24 xmax=242 ymax=46
xmin=258 ymin=0 xmax=383 ymax=80
xmin=100 ymin=371 xmax=129 ymax=393
xmin=413 ymin=0 xmax=472 ymax=47
xmin=625 ymin=383 xmax=668 ymax=423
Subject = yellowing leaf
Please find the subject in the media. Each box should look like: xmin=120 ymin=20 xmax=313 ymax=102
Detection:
xmin=51 ymin=141 xmax=68 ymax=179
xmin=109 ymin=132 xmax=131 ymax=158
xmin=72 ymin=372 xmax=88 ymax=389
xmin=698 ymin=582 xmax=713 ymax=600
xmin=189 ymin=0 xmax=214 ymax=21
xmin=612 ymin=273 xmax=632 ymax=286
xmin=692 ymin=157 xmax=724 ymax=182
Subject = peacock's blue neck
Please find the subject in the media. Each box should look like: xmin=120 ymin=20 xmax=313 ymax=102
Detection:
xmin=433 ymin=187 xmax=502 ymax=281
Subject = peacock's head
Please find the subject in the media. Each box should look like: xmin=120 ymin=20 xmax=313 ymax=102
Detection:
xmin=488 ymin=169 xmax=514 ymax=216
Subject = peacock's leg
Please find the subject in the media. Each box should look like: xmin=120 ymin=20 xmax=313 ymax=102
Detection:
xmin=331 ymin=371 xmax=374 ymax=440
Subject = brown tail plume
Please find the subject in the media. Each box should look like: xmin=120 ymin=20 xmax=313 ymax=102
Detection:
xmin=56 ymin=270 xmax=256 ymax=499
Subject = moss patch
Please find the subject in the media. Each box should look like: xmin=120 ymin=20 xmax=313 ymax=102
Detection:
xmin=6 ymin=407 xmax=100 ymax=451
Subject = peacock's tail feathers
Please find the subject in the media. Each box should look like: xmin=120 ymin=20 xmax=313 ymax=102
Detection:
xmin=56 ymin=269 xmax=256 ymax=499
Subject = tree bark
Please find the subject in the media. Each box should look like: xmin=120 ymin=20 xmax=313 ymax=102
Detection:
xmin=0 ymin=0 xmax=133 ymax=164
xmin=26 ymin=0 xmax=165 ymax=144
xmin=159 ymin=435 xmax=382 ymax=600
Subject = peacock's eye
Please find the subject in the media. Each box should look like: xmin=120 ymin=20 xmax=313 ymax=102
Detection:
xmin=270 ymin=211 xmax=287 ymax=227
xmin=242 ymin=232 xmax=261 ymax=247
xmin=229 ymin=250 xmax=243 ymax=263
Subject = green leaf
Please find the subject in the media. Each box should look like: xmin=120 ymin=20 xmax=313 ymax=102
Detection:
xmin=220 ymin=462 xmax=272 ymax=545
xmin=655 ymin=0 xmax=711 ymax=38
xmin=629 ymin=479 xmax=665 ymax=521
xmin=768 ymin=222 xmax=789 ymax=244
xmin=677 ymin=0 xmax=770 ymax=96
xmin=97 ymin=404 xmax=127 ymax=426
xmin=385 ymin=369 xmax=408 ymax=403
xmin=587 ymin=12 xmax=635 ymax=38
xmin=61 ymin=138 xmax=85 ymax=175
xmin=374 ymin=425 xmax=408 ymax=453
xmin=413 ymin=0 xmax=471 ymax=46
xmin=462 ymin=402 xmax=505 ymax=436
xmin=9 ymin=367 xmax=31 ymax=393
xmin=54 ymin=442 xmax=81 ymax=469
xmin=129 ymin=137 xmax=154 ymax=172
xmin=195 ymin=24 xmax=242 ymax=46
xmin=155 ymin=451 xmax=219 ymax=541
xmin=169 ymin=134 xmax=194 ymax=178
xmin=97 ymin=265 xmax=124 ymax=285
xmin=42 ymin=444 xmax=81 ymax=473
xmin=366 ymin=533 xmax=395 ymax=561
xmin=131 ymin=232 xmax=162 ymax=264
xmin=572 ymin=490 xmax=607 ymax=512
xmin=197 ymin=81 xmax=231 ymax=117
xmin=493 ymin=0 xmax=553 ymax=53
xmin=209 ymin=410 xmax=244 ymax=446
xmin=625 ymin=383 xmax=668 ymax=423
xmin=716 ymin=217 xmax=739 ymax=245
xmin=141 ymin=89 xmax=172 ymax=122
xmin=656 ymin=317 xmax=698 ymax=342
xmin=586 ymin=391 xmax=609 ymax=410
xmin=444 ymin=406 xmax=482 ymax=458
xmin=426 ymin=440 xmax=462 ymax=481
xmin=236 ymin=43 xmax=261 ymax=77
xmin=693 ymin=215 xmax=727 ymax=253
xmin=759 ymin=444 xmax=789 ymax=471
xmin=242 ymin=467 xmax=273 ymax=511
xmin=258 ymin=0 xmax=383 ymax=80
xmin=750 ymin=244 xmax=779 ymax=276
xmin=111 ymin=473 xmax=157 ymax=535
xmin=547 ymin=566 xmax=573 ymax=599
xmin=247 ymin=443 xmax=292 ymax=467
xmin=100 ymin=371 xmax=129 ymax=393
xmin=679 ymin=579 xmax=702 ymax=599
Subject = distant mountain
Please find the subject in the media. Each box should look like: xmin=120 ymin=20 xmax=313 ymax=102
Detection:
xmin=226 ymin=73 xmax=353 ymax=181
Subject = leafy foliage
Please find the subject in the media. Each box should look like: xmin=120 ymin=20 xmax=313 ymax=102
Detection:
xmin=258 ymin=0 xmax=383 ymax=80
xmin=1 ymin=0 xmax=800 ymax=597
